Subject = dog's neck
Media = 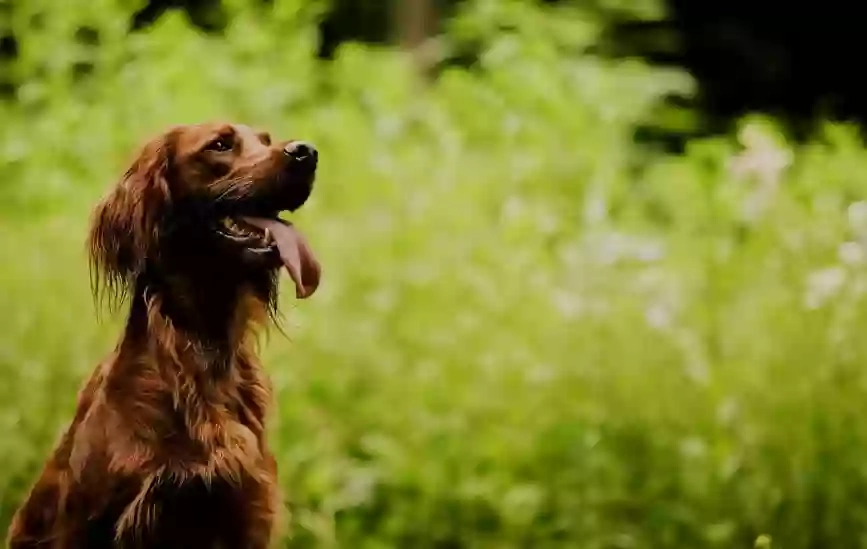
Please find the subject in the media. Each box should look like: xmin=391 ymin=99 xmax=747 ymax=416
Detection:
xmin=120 ymin=270 xmax=273 ymax=372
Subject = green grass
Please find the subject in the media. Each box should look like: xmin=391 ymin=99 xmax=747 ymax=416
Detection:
xmin=4 ymin=1 xmax=867 ymax=547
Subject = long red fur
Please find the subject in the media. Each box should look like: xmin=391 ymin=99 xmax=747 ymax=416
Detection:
xmin=6 ymin=123 xmax=309 ymax=549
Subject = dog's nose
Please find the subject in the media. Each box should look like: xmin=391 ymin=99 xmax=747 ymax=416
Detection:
xmin=283 ymin=141 xmax=318 ymax=165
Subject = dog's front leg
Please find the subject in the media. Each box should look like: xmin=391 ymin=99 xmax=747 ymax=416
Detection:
xmin=6 ymin=462 xmax=65 ymax=549
xmin=220 ymin=453 xmax=281 ymax=549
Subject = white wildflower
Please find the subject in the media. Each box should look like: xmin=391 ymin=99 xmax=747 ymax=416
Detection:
xmin=729 ymin=123 xmax=793 ymax=188
xmin=583 ymin=193 xmax=607 ymax=225
xmin=729 ymin=122 xmax=792 ymax=222
xmin=645 ymin=302 xmax=672 ymax=330
xmin=838 ymin=241 xmax=865 ymax=266
xmin=552 ymin=288 xmax=583 ymax=319
xmin=848 ymin=201 xmax=867 ymax=236
xmin=804 ymin=267 xmax=847 ymax=309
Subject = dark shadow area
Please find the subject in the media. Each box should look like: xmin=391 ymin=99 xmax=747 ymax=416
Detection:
xmin=130 ymin=0 xmax=228 ymax=33
xmin=4 ymin=0 xmax=867 ymax=151
xmin=601 ymin=0 xmax=867 ymax=150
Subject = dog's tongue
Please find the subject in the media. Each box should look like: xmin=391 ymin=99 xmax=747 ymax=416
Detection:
xmin=242 ymin=217 xmax=321 ymax=299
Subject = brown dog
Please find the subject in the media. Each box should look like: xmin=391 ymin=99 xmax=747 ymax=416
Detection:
xmin=7 ymin=123 xmax=322 ymax=548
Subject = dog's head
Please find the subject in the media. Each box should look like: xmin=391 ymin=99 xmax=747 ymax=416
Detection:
xmin=88 ymin=122 xmax=320 ymax=310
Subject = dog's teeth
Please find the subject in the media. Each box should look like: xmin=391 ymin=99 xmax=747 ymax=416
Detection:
xmin=263 ymin=227 xmax=272 ymax=243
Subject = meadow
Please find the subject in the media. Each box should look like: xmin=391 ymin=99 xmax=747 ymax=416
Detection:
xmin=4 ymin=1 xmax=867 ymax=547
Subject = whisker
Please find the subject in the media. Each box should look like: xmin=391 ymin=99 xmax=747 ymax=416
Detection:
xmin=213 ymin=175 xmax=256 ymax=205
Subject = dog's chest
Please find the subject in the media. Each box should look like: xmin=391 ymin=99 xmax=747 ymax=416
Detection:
xmin=173 ymin=360 xmax=269 ymax=439
xmin=127 ymin=474 xmax=251 ymax=548
xmin=169 ymin=381 xmax=267 ymax=465
xmin=124 ymin=387 xmax=271 ymax=546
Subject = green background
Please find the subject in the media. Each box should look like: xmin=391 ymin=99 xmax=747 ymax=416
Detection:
xmin=3 ymin=1 xmax=867 ymax=547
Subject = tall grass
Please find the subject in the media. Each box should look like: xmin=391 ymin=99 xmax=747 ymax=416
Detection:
xmin=3 ymin=1 xmax=867 ymax=547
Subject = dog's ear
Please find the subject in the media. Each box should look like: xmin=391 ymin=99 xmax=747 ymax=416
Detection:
xmin=88 ymin=132 xmax=175 ymax=309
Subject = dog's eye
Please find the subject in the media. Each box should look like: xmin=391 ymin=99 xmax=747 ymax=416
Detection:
xmin=207 ymin=137 xmax=233 ymax=152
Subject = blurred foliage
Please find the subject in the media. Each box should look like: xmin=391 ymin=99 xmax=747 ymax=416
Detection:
xmin=3 ymin=1 xmax=867 ymax=548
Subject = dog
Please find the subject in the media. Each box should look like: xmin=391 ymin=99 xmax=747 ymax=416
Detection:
xmin=6 ymin=122 xmax=322 ymax=548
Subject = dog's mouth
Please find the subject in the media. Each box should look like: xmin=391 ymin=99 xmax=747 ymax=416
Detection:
xmin=214 ymin=214 xmax=321 ymax=299
xmin=215 ymin=215 xmax=279 ymax=254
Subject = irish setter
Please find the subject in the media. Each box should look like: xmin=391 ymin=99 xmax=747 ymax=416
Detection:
xmin=7 ymin=122 xmax=322 ymax=548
